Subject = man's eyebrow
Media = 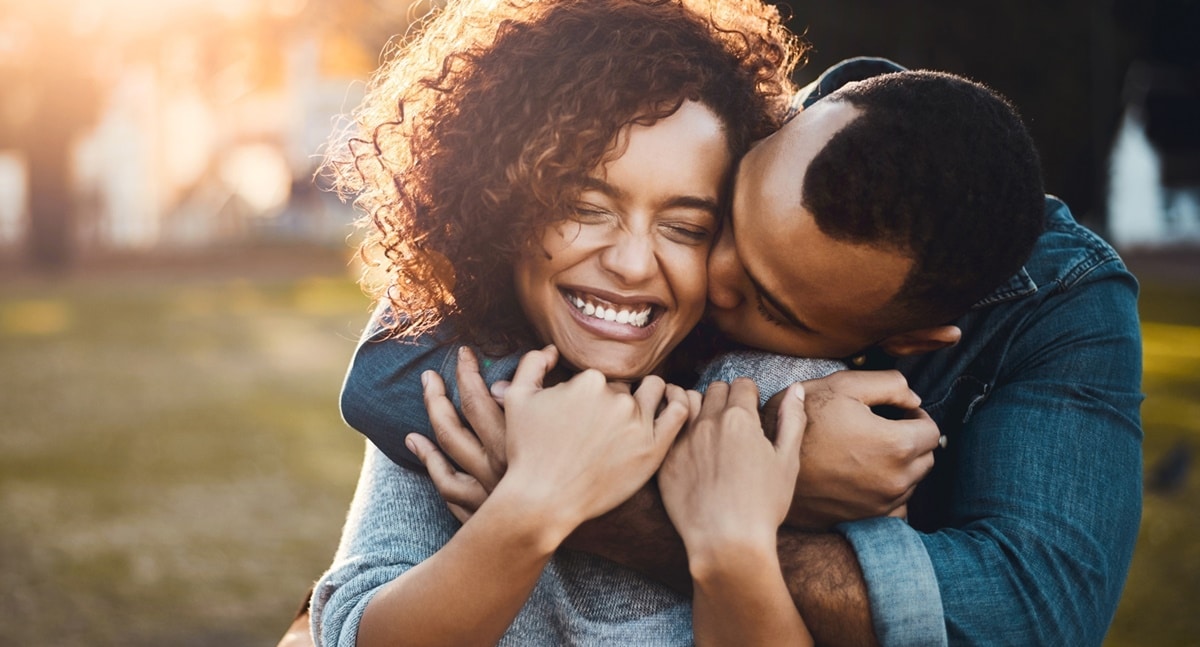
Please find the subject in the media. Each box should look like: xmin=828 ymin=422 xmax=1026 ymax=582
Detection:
xmin=579 ymin=177 xmax=720 ymax=214
xmin=745 ymin=269 xmax=815 ymax=332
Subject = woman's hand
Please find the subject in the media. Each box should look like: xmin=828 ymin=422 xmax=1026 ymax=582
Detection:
xmin=411 ymin=347 xmax=508 ymax=522
xmin=659 ymin=378 xmax=806 ymax=565
xmin=486 ymin=345 xmax=689 ymax=542
xmin=658 ymin=378 xmax=813 ymax=647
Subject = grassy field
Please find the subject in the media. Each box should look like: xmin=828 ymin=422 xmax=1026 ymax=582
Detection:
xmin=0 ymin=253 xmax=369 ymax=646
xmin=0 ymin=250 xmax=1196 ymax=646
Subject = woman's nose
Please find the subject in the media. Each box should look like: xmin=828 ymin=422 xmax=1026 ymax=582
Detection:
xmin=707 ymin=228 xmax=745 ymax=309
xmin=600 ymin=230 xmax=657 ymax=285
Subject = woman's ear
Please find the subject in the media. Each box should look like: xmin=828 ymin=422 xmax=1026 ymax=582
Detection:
xmin=878 ymin=325 xmax=962 ymax=357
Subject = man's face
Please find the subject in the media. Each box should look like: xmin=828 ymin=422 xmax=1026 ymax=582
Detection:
xmin=706 ymin=100 xmax=914 ymax=359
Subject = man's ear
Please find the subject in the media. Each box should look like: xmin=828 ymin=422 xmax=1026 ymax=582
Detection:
xmin=878 ymin=325 xmax=962 ymax=357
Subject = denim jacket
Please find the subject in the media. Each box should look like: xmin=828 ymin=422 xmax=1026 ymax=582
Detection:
xmin=798 ymin=58 xmax=1144 ymax=647
xmin=338 ymin=59 xmax=1144 ymax=647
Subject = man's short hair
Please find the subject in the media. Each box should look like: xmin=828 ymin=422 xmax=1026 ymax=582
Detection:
xmin=803 ymin=70 xmax=1045 ymax=328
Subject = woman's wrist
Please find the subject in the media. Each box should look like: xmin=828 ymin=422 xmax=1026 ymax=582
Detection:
xmin=685 ymin=531 xmax=780 ymax=588
xmin=486 ymin=475 xmax=583 ymax=553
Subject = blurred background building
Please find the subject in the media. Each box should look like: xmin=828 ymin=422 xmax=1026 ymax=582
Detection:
xmin=0 ymin=0 xmax=437 ymax=271
xmin=0 ymin=0 xmax=1196 ymax=270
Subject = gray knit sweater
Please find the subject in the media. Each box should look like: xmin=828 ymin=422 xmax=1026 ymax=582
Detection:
xmin=312 ymin=352 xmax=844 ymax=645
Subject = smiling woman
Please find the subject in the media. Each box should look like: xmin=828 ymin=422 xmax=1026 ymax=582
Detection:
xmin=307 ymin=1 xmax=805 ymax=645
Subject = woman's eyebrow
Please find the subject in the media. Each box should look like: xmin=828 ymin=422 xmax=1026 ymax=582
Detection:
xmin=580 ymin=177 xmax=720 ymax=214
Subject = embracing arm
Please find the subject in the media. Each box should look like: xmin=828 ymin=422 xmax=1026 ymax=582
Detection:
xmin=841 ymin=263 xmax=1143 ymax=646
xmin=339 ymin=307 xmax=521 ymax=470
xmin=318 ymin=348 xmax=688 ymax=647
xmin=419 ymin=360 xmax=933 ymax=646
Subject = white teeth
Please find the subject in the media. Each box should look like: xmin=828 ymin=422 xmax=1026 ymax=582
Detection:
xmin=566 ymin=292 xmax=654 ymax=328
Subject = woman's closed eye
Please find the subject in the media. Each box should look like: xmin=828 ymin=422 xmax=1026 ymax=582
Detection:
xmin=568 ymin=203 xmax=616 ymax=224
xmin=660 ymin=221 xmax=714 ymax=246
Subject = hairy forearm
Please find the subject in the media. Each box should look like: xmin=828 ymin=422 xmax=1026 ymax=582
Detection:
xmin=563 ymin=483 xmax=693 ymax=594
xmin=777 ymin=529 xmax=878 ymax=647
xmin=566 ymin=485 xmax=878 ymax=647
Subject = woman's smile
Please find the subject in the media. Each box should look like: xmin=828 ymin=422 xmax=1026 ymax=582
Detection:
xmin=562 ymin=289 xmax=658 ymax=330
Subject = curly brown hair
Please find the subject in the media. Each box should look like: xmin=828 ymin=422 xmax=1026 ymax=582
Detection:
xmin=327 ymin=0 xmax=804 ymax=353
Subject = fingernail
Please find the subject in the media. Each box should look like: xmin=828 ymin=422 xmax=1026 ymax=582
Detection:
xmin=491 ymin=382 xmax=509 ymax=398
xmin=938 ymin=435 xmax=948 ymax=449
xmin=792 ymin=383 xmax=805 ymax=401
xmin=458 ymin=346 xmax=470 ymax=361
xmin=421 ymin=370 xmax=431 ymax=388
xmin=405 ymin=434 xmax=418 ymax=453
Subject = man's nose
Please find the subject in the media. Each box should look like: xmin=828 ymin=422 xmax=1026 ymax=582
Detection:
xmin=707 ymin=229 xmax=744 ymax=309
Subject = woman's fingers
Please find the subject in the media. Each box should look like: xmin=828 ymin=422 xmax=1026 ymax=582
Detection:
xmin=507 ymin=345 xmax=560 ymax=398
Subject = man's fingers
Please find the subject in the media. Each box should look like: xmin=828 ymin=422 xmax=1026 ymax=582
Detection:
xmin=812 ymin=370 xmax=921 ymax=410
xmin=896 ymin=409 xmax=943 ymax=455
xmin=456 ymin=347 xmax=507 ymax=460
xmin=774 ymin=383 xmax=807 ymax=461
xmin=408 ymin=433 xmax=487 ymax=520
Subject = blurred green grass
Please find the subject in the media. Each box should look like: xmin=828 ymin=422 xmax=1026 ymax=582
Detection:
xmin=0 ymin=257 xmax=1195 ymax=645
xmin=0 ymin=262 xmax=370 ymax=646
xmin=1106 ymin=275 xmax=1200 ymax=647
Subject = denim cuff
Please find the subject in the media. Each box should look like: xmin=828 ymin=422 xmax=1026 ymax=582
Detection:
xmin=836 ymin=517 xmax=947 ymax=647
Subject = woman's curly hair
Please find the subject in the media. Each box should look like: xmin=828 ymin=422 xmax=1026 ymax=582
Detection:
xmin=327 ymin=0 xmax=804 ymax=353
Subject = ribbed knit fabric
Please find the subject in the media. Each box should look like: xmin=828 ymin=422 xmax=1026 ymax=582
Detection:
xmin=311 ymin=444 xmax=694 ymax=646
xmin=696 ymin=351 xmax=846 ymax=405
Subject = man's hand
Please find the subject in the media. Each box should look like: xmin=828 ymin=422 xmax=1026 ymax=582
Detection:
xmin=411 ymin=346 xmax=512 ymax=521
xmin=777 ymin=370 xmax=941 ymax=529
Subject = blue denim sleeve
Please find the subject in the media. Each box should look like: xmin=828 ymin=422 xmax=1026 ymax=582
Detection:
xmin=841 ymin=266 xmax=1143 ymax=646
xmin=339 ymin=309 xmax=521 ymax=470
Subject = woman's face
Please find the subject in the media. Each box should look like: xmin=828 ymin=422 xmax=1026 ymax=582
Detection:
xmin=515 ymin=100 xmax=731 ymax=381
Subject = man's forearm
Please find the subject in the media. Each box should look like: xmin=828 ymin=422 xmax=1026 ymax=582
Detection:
xmin=777 ymin=529 xmax=878 ymax=647
xmin=563 ymin=483 xmax=693 ymax=594
xmin=567 ymin=484 xmax=878 ymax=647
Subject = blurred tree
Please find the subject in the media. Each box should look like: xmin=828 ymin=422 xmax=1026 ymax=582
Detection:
xmin=0 ymin=9 xmax=101 ymax=270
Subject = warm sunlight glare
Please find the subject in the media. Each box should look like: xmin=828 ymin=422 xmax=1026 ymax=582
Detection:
xmin=219 ymin=144 xmax=293 ymax=215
